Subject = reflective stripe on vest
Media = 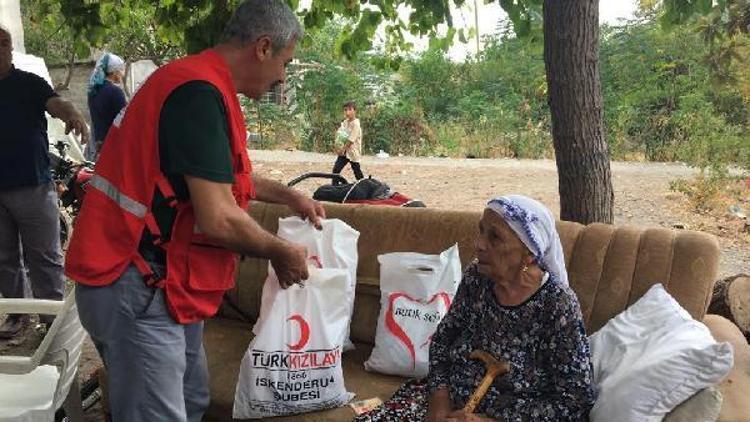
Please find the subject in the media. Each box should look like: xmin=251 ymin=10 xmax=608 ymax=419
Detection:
xmin=88 ymin=174 xmax=148 ymax=218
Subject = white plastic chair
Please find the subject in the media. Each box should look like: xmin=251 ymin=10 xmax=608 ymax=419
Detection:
xmin=0 ymin=288 xmax=86 ymax=422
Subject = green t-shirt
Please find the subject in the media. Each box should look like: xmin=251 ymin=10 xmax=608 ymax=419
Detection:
xmin=140 ymin=81 xmax=235 ymax=264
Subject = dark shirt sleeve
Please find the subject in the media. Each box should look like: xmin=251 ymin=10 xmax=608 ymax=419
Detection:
xmin=498 ymin=292 xmax=597 ymax=421
xmin=28 ymin=72 xmax=58 ymax=110
xmin=159 ymin=81 xmax=234 ymax=199
xmin=427 ymin=267 xmax=477 ymax=394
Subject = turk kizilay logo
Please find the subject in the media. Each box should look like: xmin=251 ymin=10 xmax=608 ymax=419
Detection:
xmin=251 ymin=313 xmax=342 ymax=401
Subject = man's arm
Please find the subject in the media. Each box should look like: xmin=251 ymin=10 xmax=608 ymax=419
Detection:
xmin=45 ymin=97 xmax=89 ymax=144
xmin=252 ymin=174 xmax=326 ymax=228
xmin=186 ymin=176 xmax=308 ymax=287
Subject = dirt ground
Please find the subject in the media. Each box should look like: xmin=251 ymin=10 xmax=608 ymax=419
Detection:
xmin=253 ymin=150 xmax=749 ymax=278
xmin=2 ymin=150 xmax=747 ymax=421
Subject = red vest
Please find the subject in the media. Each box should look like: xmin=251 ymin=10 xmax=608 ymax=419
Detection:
xmin=65 ymin=49 xmax=255 ymax=324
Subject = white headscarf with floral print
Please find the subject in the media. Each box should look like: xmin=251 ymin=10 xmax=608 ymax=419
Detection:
xmin=486 ymin=195 xmax=569 ymax=286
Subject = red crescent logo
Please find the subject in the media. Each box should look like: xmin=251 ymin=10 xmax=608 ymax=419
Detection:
xmin=286 ymin=314 xmax=311 ymax=351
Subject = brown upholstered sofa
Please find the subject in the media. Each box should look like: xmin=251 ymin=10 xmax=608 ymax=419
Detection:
xmin=203 ymin=202 xmax=748 ymax=422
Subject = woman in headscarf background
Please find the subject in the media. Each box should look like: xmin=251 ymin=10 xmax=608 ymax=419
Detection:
xmin=86 ymin=52 xmax=127 ymax=160
xmin=357 ymin=195 xmax=596 ymax=422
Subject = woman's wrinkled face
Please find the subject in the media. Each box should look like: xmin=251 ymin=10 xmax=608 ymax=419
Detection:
xmin=475 ymin=209 xmax=531 ymax=282
xmin=109 ymin=69 xmax=124 ymax=84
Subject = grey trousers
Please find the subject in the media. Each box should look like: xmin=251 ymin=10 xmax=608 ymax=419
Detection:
xmin=0 ymin=182 xmax=64 ymax=301
xmin=76 ymin=265 xmax=210 ymax=422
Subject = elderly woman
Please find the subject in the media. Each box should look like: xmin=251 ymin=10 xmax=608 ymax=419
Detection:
xmin=86 ymin=52 xmax=127 ymax=160
xmin=357 ymin=195 xmax=596 ymax=422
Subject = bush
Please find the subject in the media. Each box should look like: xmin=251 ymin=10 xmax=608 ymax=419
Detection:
xmin=361 ymin=102 xmax=435 ymax=156
xmin=670 ymin=166 xmax=733 ymax=211
xmin=243 ymin=100 xmax=299 ymax=150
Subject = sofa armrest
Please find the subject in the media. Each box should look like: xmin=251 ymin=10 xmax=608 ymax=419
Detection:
xmin=703 ymin=315 xmax=750 ymax=422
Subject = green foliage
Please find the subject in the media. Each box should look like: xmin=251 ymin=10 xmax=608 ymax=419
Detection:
xmin=669 ymin=166 xmax=732 ymax=211
xmin=293 ymin=23 xmax=371 ymax=152
xmin=600 ymin=20 xmax=749 ymax=168
xmin=361 ymin=101 xmax=435 ymax=156
xmin=22 ymin=0 xmax=185 ymax=68
xmin=243 ymin=98 xmax=299 ymax=149
xmin=251 ymin=15 xmax=748 ymax=168
xmin=39 ymin=0 xmax=547 ymax=60
xmin=26 ymin=0 xmax=749 ymax=168
xmin=21 ymin=0 xmax=92 ymax=66
xmin=101 ymin=1 xmax=185 ymax=63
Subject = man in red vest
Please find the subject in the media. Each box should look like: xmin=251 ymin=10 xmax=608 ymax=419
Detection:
xmin=65 ymin=1 xmax=323 ymax=420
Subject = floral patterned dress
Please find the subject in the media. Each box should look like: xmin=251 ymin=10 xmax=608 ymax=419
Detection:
xmin=356 ymin=263 xmax=596 ymax=421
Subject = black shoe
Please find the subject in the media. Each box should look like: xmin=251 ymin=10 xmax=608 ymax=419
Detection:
xmin=39 ymin=314 xmax=56 ymax=328
xmin=0 ymin=314 xmax=31 ymax=339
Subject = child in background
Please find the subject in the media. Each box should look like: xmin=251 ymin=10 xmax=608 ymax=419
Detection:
xmin=332 ymin=101 xmax=364 ymax=181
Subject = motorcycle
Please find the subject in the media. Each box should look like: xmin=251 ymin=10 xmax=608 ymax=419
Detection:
xmin=50 ymin=140 xmax=94 ymax=248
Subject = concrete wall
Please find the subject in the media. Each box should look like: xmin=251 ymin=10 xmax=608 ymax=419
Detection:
xmin=0 ymin=0 xmax=25 ymax=53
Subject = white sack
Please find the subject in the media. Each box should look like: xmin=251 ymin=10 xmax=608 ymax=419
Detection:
xmin=233 ymin=267 xmax=354 ymax=419
xmin=253 ymin=217 xmax=359 ymax=350
xmin=365 ymin=244 xmax=462 ymax=378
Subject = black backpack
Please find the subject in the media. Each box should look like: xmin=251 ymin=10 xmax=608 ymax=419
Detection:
xmin=313 ymin=177 xmax=391 ymax=203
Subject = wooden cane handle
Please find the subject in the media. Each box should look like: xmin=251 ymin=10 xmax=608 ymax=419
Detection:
xmin=463 ymin=361 xmax=510 ymax=413
xmin=463 ymin=373 xmax=497 ymax=413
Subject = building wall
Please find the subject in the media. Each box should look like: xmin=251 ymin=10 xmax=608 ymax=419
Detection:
xmin=0 ymin=0 xmax=25 ymax=53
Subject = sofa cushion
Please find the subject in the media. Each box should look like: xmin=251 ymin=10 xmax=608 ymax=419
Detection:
xmin=663 ymin=387 xmax=722 ymax=422
xmin=209 ymin=202 xmax=721 ymax=422
xmin=223 ymin=203 xmax=720 ymax=338
xmin=204 ymin=317 xmax=405 ymax=422
xmin=702 ymin=315 xmax=750 ymax=422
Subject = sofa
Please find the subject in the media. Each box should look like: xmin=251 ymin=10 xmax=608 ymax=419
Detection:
xmin=203 ymin=202 xmax=749 ymax=421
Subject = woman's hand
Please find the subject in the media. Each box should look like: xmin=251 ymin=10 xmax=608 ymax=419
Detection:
xmin=426 ymin=388 xmax=452 ymax=422
xmin=426 ymin=410 xmax=450 ymax=422
xmin=444 ymin=410 xmax=494 ymax=422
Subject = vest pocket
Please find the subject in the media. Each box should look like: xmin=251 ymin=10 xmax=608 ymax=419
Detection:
xmin=187 ymin=243 xmax=237 ymax=292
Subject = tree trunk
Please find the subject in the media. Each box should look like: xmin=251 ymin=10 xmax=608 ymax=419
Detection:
xmin=543 ymin=0 xmax=614 ymax=224
xmin=709 ymin=274 xmax=750 ymax=341
xmin=59 ymin=48 xmax=76 ymax=91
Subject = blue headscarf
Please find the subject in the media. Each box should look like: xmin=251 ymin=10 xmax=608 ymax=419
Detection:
xmin=88 ymin=53 xmax=125 ymax=96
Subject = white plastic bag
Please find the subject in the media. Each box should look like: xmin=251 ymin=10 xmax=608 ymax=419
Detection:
xmin=365 ymin=244 xmax=462 ymax=378
xmin=233 ymin=266 xmax=355 ymax=419
xmin=253 ymin=217 xmax=359 ymax=350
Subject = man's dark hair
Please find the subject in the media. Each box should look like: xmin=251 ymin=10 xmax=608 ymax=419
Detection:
xmin=343 ymin=101 xmax=356 ymax=110
xmin=0 ymin=24 xmax=11 ymax=40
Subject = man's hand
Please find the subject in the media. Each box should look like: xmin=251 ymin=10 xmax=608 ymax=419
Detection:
xmin=186 ymin=176 xmax=311 ymax=283
xmin=251 ymin=175 xmax=326 ymax=228
xmin=270 ymin=241 xmax=309 ymax=288
xmin=45 ymin=97 xmax=89 ymax=144
xmin=288 ymin=192 xmax=326 ymax=229
xmin=65 ymin=114 xmax=89 ymax=145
